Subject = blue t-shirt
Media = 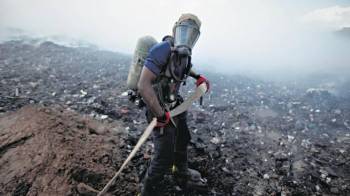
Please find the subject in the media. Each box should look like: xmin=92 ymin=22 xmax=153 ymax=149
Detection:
xmin=144 ymin=41 xmax=171 ymax=76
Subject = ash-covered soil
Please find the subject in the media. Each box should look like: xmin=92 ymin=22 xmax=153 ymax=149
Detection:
xmin=0 ymin=105 xmax=135 ymax=196
xmin=0 ymin=40 xmax=350 ymax=195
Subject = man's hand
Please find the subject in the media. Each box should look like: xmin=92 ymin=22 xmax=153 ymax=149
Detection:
xmin=155 ymin=111 xmax=170 ymax=128
xmin=196 ymin=75 xmax=210 ymax=92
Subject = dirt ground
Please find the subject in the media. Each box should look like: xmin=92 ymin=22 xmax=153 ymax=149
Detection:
xmin=0 ymin=105 xmax=136 ymax=196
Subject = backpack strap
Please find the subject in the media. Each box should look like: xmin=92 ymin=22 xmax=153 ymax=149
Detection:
xmin=162 ymin=35 xmax=174 ymax=46
xmin=154 ymin=36 xmax=192 ymax=106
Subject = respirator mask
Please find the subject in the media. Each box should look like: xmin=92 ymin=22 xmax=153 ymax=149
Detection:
xmin=173 ymin=19 xmax=200 ymax=56
xmin=168 ymin=15 xmax=201 ymax=82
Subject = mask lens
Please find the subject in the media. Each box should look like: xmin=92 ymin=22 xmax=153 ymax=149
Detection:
xmin=174 ymin=21 xmax=200 ymax=49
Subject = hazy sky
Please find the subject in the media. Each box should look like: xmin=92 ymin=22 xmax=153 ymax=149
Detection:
xmin=1 ymin=0 xmax=349 ymax=78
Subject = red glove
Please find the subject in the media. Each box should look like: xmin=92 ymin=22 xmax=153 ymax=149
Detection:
xmin=196 ymin=75 xmax=210 ymax=92
xmin=155 ymin=111 xmax=170 ymax=128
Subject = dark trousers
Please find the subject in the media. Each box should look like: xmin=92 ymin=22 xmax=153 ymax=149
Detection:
xmin=142 ymin=110 xmax=191 ymax=195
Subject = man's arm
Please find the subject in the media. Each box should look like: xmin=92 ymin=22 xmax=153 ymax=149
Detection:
xmin=189 ymin=69 xmax=200 ymax=79
xmin=189 ymin=69 xmax=210 ymax=92
xmin=137 ymin=66 xmax=164 ymax=117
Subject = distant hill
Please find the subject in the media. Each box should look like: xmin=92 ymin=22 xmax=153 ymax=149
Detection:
xmin=0 ymin=27 xmax=99 ymax=49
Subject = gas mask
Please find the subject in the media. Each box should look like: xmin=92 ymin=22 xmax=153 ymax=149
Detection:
xmin=167 ymin=14 xmax=201 ymax=82
xmin=173 ymin=19 xmax=200 ymax=56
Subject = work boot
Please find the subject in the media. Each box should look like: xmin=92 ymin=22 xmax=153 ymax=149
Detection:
xmin=186 ymin=168 xmax=207 ymax=191
xmin=173 ymin=167 xmax=189 ymax=194
xmin=174 ymin=167 xmax=207 ymax=193
xmin=140 ymin=181 xmax=160 ymax=196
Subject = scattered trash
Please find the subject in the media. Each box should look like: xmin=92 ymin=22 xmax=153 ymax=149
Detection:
xmin=1 ymin=40 xmax=349 ymax=196
xmin=121 ymin=91 xmax=128 ymax=97
xmin=99 ymin=114 xmax=108 ymax=120
xmin=210 ymin=137 xmax=220 ymax=144
xmin=80 ymin=89 xmax=88 ymax=97
xmin=287 ymin=135 xmax=295 ymax=142
xmin=263 ymin=174 xmax=270 ymax=179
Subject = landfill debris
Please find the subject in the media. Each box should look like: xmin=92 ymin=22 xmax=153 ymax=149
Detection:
xmin=0 ymin=40 xmax=349 ymax=195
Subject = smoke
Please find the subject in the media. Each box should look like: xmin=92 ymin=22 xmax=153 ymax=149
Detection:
xmin=302 ymin=5 xmax=350 ymax=30
xmin=0 ymin=0 xmax=349 ymax=80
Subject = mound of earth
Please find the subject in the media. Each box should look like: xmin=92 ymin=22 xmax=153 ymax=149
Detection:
xmin=0 ymin=105 xmax=135 ymax=196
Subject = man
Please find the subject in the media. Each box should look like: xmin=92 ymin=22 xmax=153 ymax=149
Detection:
xmin=137 ymin=13 xmax=210 ymax=195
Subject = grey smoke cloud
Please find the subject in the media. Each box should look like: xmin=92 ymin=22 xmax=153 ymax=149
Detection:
xmin=0 ymin=0 xmax=349 ymax=79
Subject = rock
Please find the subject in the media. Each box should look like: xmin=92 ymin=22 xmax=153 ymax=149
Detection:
xmin=120 ymin=108 xmax=129 ymax=114
xmin=222 ymin=167 xmax=230 ymax=174
xmin=334 ymin=109 xmax=341 ymax=115
xmin=330 ymin=187 xmax=339 ymax=194
xmin=324 ymin=167 xmax=338 ymax=177
xmin=77 ymin=183 xmax=99 ymax=196
xmin=274 ymin=151 xmax=288 ymax=162
xmin=315 ymin=185 xmax=321 ymax=192
xmin=194 ymin=112 xmax=207 ymax=123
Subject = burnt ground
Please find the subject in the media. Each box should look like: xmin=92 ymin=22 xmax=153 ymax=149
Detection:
xmin=0 ymin=105 xmax=127 ymax=196
xmin=0 ymin=40 xmax=350 ymax=195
